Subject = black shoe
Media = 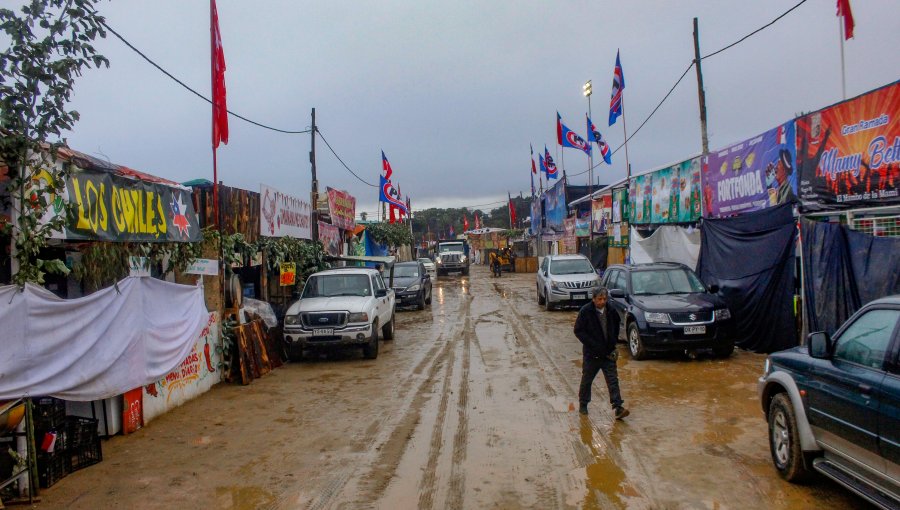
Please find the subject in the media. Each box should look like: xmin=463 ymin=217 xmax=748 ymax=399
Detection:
xmin=614 ymin=406 xmax=630 ymax=420
xmin=578 ymin=403 xmax=588 ymax=415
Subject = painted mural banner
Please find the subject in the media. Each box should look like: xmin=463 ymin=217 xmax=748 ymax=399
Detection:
xmin=563 ymin=217 xmax=577 ymax=254
xmin=575 ymin=211 xmax=591 ymax=237
xmin=591 ymin=195 xmax=611 ymax=234
xmin=796 ymin=81 xmax=900 ymax=211
xmin=326 ymin=187 xmax=356 ymax=231
xmin=704 ymin=122 xmax=797 ymax=217
xmin=260 ymin=183 xmax=311 ymax=239
xmin=142 ymin=312 xmax=221 ymax=424
xmin=631 ymin=158 xmax=701 ymax=224
xmin=530 ymin=199 xmax=541 ymax=235
xmin=59 ymin=167 xmax=201 ymax=242
xmin=318 ymin=220 xmax=342 ymax=256
xmin=611 ymin=187 xmax=628 ymax=223
xmin=543 ymin=180 xmax=567 ymax=234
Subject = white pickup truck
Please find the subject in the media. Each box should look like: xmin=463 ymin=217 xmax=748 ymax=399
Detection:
xmin=283 ymin=267 xmax=396 ymax=360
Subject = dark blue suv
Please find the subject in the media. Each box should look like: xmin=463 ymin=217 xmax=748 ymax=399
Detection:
xmin=758 ymin=296 xmax=900 ymax=509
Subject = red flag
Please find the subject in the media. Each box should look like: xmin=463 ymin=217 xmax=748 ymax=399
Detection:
xmin=556 ymin=112 xmax=563 ymax=146
xmin=836 ymin=0 xmax=855 ymax=40
xmin=530 ymin=144 xmax=537 ymax=174
xmin=463 ymin=215 xmax=469 ymax=231
xmin=508 ymin=194 xmax=517 ymax=225
xmin=210 ymin=0 xmax=228 ymax=148
xmin=381 ymin=151 xmax=393 ymax=180
xmin=474 ymin=213 xmax=480 ymax=230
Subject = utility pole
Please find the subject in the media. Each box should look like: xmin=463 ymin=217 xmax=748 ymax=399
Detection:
xmin=310 ymin=108 xmax=319 ymax=241
xmin=693 ymin=17 xmax=710 ymax=155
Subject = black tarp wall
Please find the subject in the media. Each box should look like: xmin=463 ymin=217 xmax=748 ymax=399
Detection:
xmin=697 ymin=203 xmax=797 ymax=353
xmin=801 ymin=218 xmax=900 ymax=336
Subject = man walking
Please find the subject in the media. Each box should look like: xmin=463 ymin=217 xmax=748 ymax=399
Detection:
xmin=573 ymin=287 xmax=629 ymax=419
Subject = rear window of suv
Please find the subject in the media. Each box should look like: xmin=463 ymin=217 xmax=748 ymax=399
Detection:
xmin=630 ymin=269 xmax=706 ymax=295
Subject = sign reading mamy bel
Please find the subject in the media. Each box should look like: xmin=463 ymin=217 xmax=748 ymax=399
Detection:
xmin=797 ymin=81 xmax=900 ymax=212
xmin=260 ymin=183 xmax=311 ymax=239
xmin=326 ymin=187 xmax=356 ymax=231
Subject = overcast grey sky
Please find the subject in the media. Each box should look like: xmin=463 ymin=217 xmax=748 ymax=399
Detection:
xmin=57 ymin=0 xmax=900 ymax=218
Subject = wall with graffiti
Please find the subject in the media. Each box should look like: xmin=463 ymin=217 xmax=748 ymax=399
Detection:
xmin=142 ymin=312 xmax=221 ymax=423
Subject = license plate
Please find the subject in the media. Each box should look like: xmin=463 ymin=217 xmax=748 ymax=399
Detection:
xmin=684 ymin=326 xmax=706 ymax=335
xmin=572 ymin=293 xmax=587 ymax=300
xmin=312 ymin=328 xmax=334 ymax=336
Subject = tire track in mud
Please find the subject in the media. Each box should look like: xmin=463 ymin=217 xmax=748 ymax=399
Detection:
xmin=489 ymin=280 xmax=664 ymax=507
xmin=445 ymin=300 xmax=472 ymax=509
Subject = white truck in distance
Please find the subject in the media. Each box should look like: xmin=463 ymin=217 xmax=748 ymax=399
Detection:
xmin=435 ymin=239 xmax=470 ymax=276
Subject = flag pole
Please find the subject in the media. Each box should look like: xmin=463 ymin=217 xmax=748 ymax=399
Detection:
xmin=621 ymin=94 xmax=632 ymax=181
xmin=839 ymin=17 xmax=846 ymax=100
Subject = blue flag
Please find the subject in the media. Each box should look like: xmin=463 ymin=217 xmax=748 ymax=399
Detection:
xmin=609 ymin=50 xmax=625 ymax=126
xmin=558 ymin=113 xmax=591 ymax=156
xmin=587 ymin=115 xmax=612 ymax=165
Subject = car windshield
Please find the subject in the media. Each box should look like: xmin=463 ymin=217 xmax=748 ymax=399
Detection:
xmin=439 ymin=243 xmax=463 ymax=253
xmin=630 ymin=269 xmax=706 ymax=295
xmin=302 ymin=274 xmax=372 ymax=298
xmin=385 ymin=265 xmax=419 ymax=278
xmin=549 ymin=258 xmax=595 ymax=275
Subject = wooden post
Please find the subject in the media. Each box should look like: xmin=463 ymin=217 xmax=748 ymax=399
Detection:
xmin=25 ymin=398 xmax=38 ymax=498
xmin=310 ymin=108 xmax=319 ymax=241
xmin=693 ymin=17 xmax=710 ymax=155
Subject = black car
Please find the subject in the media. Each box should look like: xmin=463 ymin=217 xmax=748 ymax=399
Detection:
xmin=603 ymin=263 xmax=735 ymax=360
xmin=758 ymin=296 xmax=900 ymax=508
xmin=384 ymin=261 xmax=432 ymax=310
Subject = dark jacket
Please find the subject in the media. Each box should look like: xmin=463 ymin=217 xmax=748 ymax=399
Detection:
xmin=574 ymin=301 xmax=620 ymax=357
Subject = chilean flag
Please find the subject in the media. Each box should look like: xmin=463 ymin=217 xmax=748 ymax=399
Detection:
xmin=381 ymin=150 xmax=393 ymax=180
xmin=587 ymin=115 xmax=612 ymax=165
xmin=609 ymin=50 xmax=625 ymax=126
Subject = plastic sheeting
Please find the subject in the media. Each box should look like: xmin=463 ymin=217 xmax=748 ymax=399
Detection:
xmin=0 ymin=277 xmax=207 ymax=401
xmin=696 ymin=203 xmax=797 ymax=353
xmin=801 ymin=218 xmax=900 ymax=336
xmin=629 ymin=226 xmax=701 ymax=269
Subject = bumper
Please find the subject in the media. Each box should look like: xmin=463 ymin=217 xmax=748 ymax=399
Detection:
xmin=548 ymin=289 xmax=594 ymax=306
xmin=283 ymin=323 xmax=373 ymax=350
xmin=395 ymin=290 xmax=422 ymax=305
xmin=637 ymin=319 xmax=732 ymax=351
xmin=437 ymin=264 xmax=467 ymax=272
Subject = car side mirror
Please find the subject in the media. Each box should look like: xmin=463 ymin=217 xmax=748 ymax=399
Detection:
xmin=708 ymin=284 xmax=720 ymax=294
xmin=375 ymin=289 xmax=388 ymax=298
xmin=609 ymin=289 xmax=625 ymax=299
xmin=808 ymin=331 xmax=832 ymax=359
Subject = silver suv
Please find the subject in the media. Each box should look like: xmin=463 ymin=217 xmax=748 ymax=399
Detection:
xmin=283 ymin=268 xmax=396 ymax=360
xmin=536 ymin=254 xmax=601 ymax=311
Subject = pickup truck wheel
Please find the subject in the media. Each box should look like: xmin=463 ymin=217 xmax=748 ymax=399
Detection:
xmin=363 ymin=320 xmax=379 ymax=359
xmin=537 ymin=285 xmax=546 ymax=305
xmin=713 ymin=340 xmax=735 ymax=358
xmin=627 ymin=322 xmax=648 ymax=360
xmin=382 ymin=314 xmax=395 ymax=340
xmin=768 ymin=393 xmax=813 ymax=483
xmin=462 ymin=267 xmax=469 ymax=276
xmin=544 ymin=290 xmax=555 ymax=311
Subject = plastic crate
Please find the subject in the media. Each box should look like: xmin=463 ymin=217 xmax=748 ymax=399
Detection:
xmin=33 ymin=397 xmax=66 ymax=429
xmin=66 ymin=416 xmax=102 ymax=471
xmin=37 ymin=451 xmax=69 ymax=488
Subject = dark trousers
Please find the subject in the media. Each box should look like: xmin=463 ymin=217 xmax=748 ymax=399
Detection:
xmin=579 ymin=354 xmax=624 ymax=408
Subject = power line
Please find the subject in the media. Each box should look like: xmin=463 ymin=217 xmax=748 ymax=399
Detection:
xmin=701 ymin=0 xmax=808 ymax=60
xmin=102 ymin=22 xmax=311 ymax=135
xmin=569 ymin=0 xmax=808 ymax=180
xmin=315 ymin=130 xmax=378 ymax=188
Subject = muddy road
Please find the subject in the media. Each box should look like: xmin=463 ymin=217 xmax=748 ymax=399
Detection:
xmin=41 ymin=266 xmax=868 ymax=509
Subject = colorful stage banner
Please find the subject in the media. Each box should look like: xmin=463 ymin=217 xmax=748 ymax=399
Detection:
xmin=260 ymin=183 xmax=311 ymax=239
xmin=704 ymin=122 xmax=797 ymax=217
xmin=630 ymin=158 xmax=701 ymax=224
xmin=592 ymin=195 xmax=612 ymax=234
xmin=326 ymin=187 xmax=356 ymax=231
xmin=575 ymin=211 xmax=590 ymax=237
xmin=796 ymin=81 xmax=900 ymax=211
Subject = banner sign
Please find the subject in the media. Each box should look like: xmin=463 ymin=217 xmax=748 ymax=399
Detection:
xmin=563 ymin=217 xmax=577 ymax=253
xmin=704 ymin=122 xmax=797 ymax=217
xmin=326 ymin=187 xmax=356 ymax=231
xmin=612 ymin=187 xmax=627 ymax=224
xmin=185 ymin=259 xmax=219 ymax=276
xmin=591 ymin=195 xmax=611 ymax=234
xmin=630 ymin=157 xmax=702 ymax=224
xmin=260 ymin=183 xmax=311 ymax=239
xmin=543 ymin=180 xmax=567 ymax=233
xmin=530 ymin=199 xmax=541 ymax=235
xmin=575 ymin=211 xmax=590 ymax=237
xmin=796 ymin=81 xmax=900 ymax=211
xmin=608 ymin=221 xmax=630 ymax=248
xmin=318 ymin=221 xmax=342 ymax=256
xmin=61 ymin=167 xmax=201 ymax=242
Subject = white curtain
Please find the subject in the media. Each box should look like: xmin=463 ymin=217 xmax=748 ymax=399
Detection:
xmin=630 ymin=225 xmax=701 ymax=269
xmin=0 ymin=277 xmax=207 ymax=401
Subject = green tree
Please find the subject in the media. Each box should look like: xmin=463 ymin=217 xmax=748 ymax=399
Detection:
xmin=0 ymin=1 xmax=109 ymax=285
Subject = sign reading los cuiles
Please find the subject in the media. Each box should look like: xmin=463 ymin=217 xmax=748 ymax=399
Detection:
xmin=326 ymin=187 xmax=356 ymax=231
xmin=259 ymin=184 xmax=311 ymax=239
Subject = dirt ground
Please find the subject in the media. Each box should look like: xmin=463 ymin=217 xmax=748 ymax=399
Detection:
xmin=37 ymin=265 xmax=869 ymax=509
